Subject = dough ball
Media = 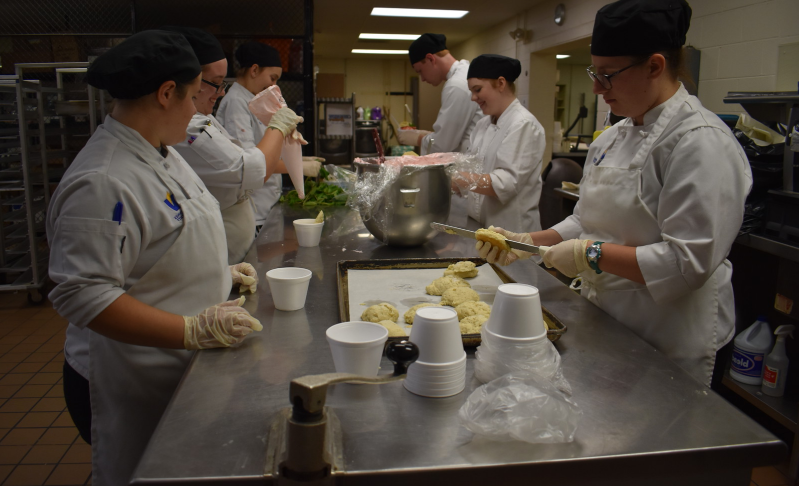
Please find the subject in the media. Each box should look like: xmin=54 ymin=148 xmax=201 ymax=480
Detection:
xmin=360 ymin=303 xmax=399 ymax=323
xmin=455 ymin=301 xmax=491 ymax=321
xmin=378 ymin=320 xmax=407 ymax=337
xmin=459 ymin=315 xmax=488 ymax=334
xmin=440 ymin=287 xmax=480 ymax=307
xmin=475 ymin=228 xmax=510 ymax=252
xmin=404 ymin=303 xmax=440 ymax=324
xmin=425 ymin=276 xmax=470 ymax=296
xmin=443 ymin=261 xmax=479 ymax=278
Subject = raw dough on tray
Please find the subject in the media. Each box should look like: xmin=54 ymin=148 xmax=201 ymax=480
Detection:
xmin=455 ymin=301 xmax=491 ymax=320
xmin=440 ymin=287 xmax=479 ymax=307
xmin=404 ymin=303 xmax=440 ymax=324
xmin=378 ymin=320 xmax=407 ymax=337
xmin=361 ymin=303 xmax=399 ymax=323
xmin=425 ymin=276 xmax=470 ymax=296
xmin=459 ymin=315 xmax=488 ymax=334
xmin=443 ymin=261 xmax=479 ymax=279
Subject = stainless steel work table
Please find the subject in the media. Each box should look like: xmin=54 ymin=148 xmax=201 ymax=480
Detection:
xmin=133 ymin=198 xmax=785 ymax=486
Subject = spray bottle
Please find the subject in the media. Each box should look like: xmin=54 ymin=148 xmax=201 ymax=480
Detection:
xmin=761 ymin=325 xmax=795 ymax=397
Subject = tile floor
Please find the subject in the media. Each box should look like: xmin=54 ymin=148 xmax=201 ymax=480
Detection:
xmin=0 ymin=288 xmax=796 ymax=486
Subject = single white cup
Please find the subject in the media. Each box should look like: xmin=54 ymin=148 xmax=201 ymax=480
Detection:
xmin=409 ymin=307 xmax=465 ymax=364
xmin=265 ymin=267 xmax=312 ymax=311
xmin=294 ymin=219 xmax=324 ymax=247
xmin=485 ymin=283 xmax=547 ymax=339
xmin=326 ymin=321 xmax=389 ymax=376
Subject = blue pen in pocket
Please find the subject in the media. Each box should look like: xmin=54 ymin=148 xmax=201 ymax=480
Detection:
xmin=112 ymin=202 xmax=123 ymax=224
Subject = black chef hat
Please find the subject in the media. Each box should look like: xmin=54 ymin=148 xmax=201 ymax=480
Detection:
xmin=467 ymin=54 xmax=521 ymax=83
xmin=409 ymin=33 xmax=448 ymax=65
xmin=235 ymin=42 xmax=282 ymax=69
xmin=160 ymin=26 xmax=226 ymax=65
xmin=591 ymin=0 xmax=692 ymax=56
xmin=87 ymin=30 xmax=200 ymax=100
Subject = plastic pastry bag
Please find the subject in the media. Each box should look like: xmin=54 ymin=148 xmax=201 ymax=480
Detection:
xmin=248 ymin=86 xmax=305 ymax=199
xmin=458 ymin=371 xmax=582 ymax=444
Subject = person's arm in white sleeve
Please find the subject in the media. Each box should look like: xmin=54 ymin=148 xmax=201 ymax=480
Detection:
xmin=423 ymin=83 xmax=478 ymax=153
xmin=486 ymin=119 xmax=543 ymax=202
xmin=636 ymin=127 xmax=751 ymax=303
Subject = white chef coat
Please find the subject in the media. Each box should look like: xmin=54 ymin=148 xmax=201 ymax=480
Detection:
xmin=551 ymin=84 xmax=752 ymax=385
xmin=216 ymin=81 xmax=282 ymax=225
xmin=420 ymin=59 xmax=483 ymax=155
xmin=174 ymin=113 xmax=267 ymax=263
xmin=467 ymin=98 xmax=545 ymax=233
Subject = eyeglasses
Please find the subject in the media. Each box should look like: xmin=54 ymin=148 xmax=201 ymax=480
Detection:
xmin=201 ymin=78 xmax=229 ymax=93
xmin=586 ymin=58 xmax=649 ymax=90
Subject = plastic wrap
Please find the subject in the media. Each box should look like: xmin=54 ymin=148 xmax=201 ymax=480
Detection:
xmin=248 ymin=86 xmax=305 ymax=199
xmin=458 ymin=371 xmax=582 ymax=444
xmin=474 ymin=326 xmax=572 ymax=396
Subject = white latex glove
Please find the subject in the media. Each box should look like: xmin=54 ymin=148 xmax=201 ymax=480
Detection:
xmin=289 ymin=128 xmax=309 ymax=146
xmin=268 ymin=107 xmax=304 ymax=138
xmin=230 ymin=262 xmax=258 ymax=293
xmin=475 ymin=226 xmax=539 ymax=266
xmin=303 ymin=159 xmax=322 ymax=177
xmin=397 ymin=129 xmax=431 ymax=146
xmin=183 ymin=296 xmax=263 ymax=350
xmin=542 ymin=239 xmax=591 ymax=278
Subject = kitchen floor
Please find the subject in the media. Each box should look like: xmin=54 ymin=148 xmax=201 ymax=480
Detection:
xmin=0 ymin=289 xmax=795 ymax=486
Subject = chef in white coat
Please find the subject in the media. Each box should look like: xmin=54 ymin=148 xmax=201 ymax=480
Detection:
xmin=166 ymin=27 xmax=305 ymax=264
xmin=476 ymin=0 xmax=752 ymax=387
xmin=47 ymin=31 xmax=268 ymax=485
xmin=216 ymin=41 xmax=288 ymax=230
xmin=453 ymin=54 xmax=545 ymax=233
xmin=397 ymin=33 xmax=482 ymax=154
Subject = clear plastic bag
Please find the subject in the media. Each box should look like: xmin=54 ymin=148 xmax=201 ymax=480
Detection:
xmin=474 ymin=326 xmax=572 ymax=396
xmin=458 ymin=371 xmax=582 ymax=444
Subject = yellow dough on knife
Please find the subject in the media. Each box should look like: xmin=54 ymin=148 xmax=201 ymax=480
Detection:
xmin=475 ymin=228 xmax=510 ymax=252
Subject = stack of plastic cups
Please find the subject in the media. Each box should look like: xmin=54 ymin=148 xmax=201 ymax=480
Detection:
xmin=405 ymin=307 xmax=466 ymax=398
xmin=484 ymin=283 xmax=547 ymax=345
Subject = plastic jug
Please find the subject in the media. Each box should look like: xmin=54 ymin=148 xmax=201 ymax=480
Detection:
xmin=729 ymin=316 xmax=773 ymax=385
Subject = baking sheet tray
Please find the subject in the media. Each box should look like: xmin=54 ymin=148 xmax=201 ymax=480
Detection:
xmin=336 ymin=258 xmax=566 ymax=345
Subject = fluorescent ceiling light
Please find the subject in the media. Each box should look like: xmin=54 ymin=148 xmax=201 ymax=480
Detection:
xmin=352 ymin=49 xmax=409 ymax=54
xmin=359 ymin=33 xmax=421 ymax=40
xmin=371 ymin=8 xmax=468 ymax=19
xmin=556 ymin=54 xmax=570 ymax=59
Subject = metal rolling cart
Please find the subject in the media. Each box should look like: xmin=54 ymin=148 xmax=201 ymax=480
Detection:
xmin=0 ymin=62 xmax=98 ymax=303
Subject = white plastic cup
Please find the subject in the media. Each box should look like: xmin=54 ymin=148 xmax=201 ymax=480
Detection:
xmin=409 ymin=307 xmax=465 ymax=364
xmin=294 ymin=219 xmax=324 ymax=247
xmin=265 ymin=267 xmax=312 ymax=311
xmin=485 ymin=283 xmax=547 ymax=339
xmin=326 ymin=321 xmax=389 ymax=376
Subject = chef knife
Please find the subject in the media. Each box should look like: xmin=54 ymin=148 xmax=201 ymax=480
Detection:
xmin=430 ymin=223 xmax=549 ymax=255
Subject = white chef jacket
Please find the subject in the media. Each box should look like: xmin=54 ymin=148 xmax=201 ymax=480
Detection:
xmin=420 ymin=59 xmax=483 ymax=155
xmin=174 ymin=113 xmax=266 ymax=211
xmin=216 ymin=82 xmax=282 ymax=225
xmin=467 ymin=98 xmax=545 ymax=232
xmin=48 ymin=115 xmax=210 ymax=379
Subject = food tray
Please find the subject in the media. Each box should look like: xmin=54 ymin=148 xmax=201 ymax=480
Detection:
xmin=336 ymin=257 xmax=566 ymax=345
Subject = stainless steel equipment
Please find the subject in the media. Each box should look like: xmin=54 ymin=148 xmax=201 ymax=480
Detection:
xmin=354 ymin=120 xmax=380 ymax=158
xmin=429 ymin=222 xmax=549 ymax=255
xmin=353 ymin=160 xmax=451 ymax=247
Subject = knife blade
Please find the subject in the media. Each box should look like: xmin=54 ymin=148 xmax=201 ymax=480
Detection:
xmin=430 ymin=222 xmax=547 ymax=255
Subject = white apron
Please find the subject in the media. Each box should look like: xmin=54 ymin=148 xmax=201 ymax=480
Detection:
xmin=89 ymin=134 xmax=231 ymax=485
xmin=221 ymin=197 xmax=255 ymax=263
xmin=578 ymin=88 xmax=720 ymax=386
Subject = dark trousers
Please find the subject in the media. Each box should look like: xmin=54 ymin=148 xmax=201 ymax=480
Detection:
xmin=63 ymin=361 xmax=92 ymax=445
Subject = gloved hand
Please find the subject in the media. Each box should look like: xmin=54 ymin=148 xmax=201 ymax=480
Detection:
xmin=289 ymin=128 xmax=309 ymax=146
xmin=267 ymin=107 xmax=304 ymax=138
xmin=475 ymin=226 xmax=536 ymax=266
xmin=542 ymin=239 xmax=592 ymax=278
xmin=183 ymin=296 xmax=263 ymax=350
xmin=303 ymin=159 xmax=322 ymax=177
xmin=397 ymin=129 xmax=431 ymax=146
xmin=230 ymin=262 xmax=258 ymax=293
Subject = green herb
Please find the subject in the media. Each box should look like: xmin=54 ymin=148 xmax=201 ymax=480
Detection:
xmin=280 ymin=176 xmax=347 ymax=207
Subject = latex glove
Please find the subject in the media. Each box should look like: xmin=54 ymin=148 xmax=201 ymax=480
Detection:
xmin=397 ymin=129 xmax=431 ymax=146
xmin=183 ymin=296 xmax=263 ymax=350
xmin=542 ymin=239 xmax=592 ymax=278
xmin=289 ymin=128 xmax=309 ymax=146
xmin=268 ymin=107 xmax=304 ymax=138
xmin=303 ymin=159 xmax=322 ymax=177
xmin=230 ymin=262 xmax=258 ymax=293
xmin=475 ymin=226 xmax=536 ymax=266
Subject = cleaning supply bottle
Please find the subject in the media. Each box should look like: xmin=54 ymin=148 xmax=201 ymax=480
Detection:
xmin=761 ymin=325 xmax=795 ymax=397
xmin=730 ymin=316 xmax=773 ymax=385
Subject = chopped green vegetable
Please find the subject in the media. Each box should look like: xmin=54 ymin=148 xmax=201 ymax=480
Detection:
xmin=280 ymin=176 xmax=347 ymax=207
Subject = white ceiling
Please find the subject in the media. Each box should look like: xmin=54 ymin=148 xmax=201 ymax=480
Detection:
xmin=313 ymin=0 xmax=548 ymax=59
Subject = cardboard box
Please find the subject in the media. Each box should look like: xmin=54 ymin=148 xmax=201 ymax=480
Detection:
xmin=317 ymin=73 xmax=345 ymax=98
